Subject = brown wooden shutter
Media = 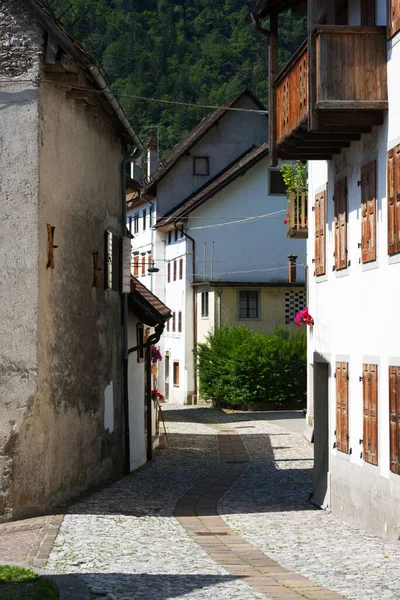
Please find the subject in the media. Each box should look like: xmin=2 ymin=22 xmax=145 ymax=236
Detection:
xmin=361 ymin=0 xmax=375 ymax=25
xmin=389 ymin=366 xmax=400 ymax=474
xmin=388 ymin=149 xmax=396 ymax=254
xmin=363 ymin=364 xmax=378 ymax=465
xmin=396 ymin=147 xmax=400 ymax=254
xmin=389 ymin=0 xmax=400 ymax=38
xmin=148 ymin=254 xmax=152 ymax=269
xmin=173 ymin=260 xmax=177 ymax=281
xmin=133 ymin=256 xmax=139 ymax=277
xmin=141 ymin=255 xmax=145 ymax=275
xmin=315 ymin=190 xmax=326 ymax=276
xmin=334 ymin=179 xmax=347 ymax=270
xmin=336 ymin=362 xmax=349 ymax=454
xmin=361 ymin=161 xmax=376 ymax=263
xmin=167 ymin=262 xmax=171 ymax=282
xmin=334 ymin=181 xmax=340 ymax=270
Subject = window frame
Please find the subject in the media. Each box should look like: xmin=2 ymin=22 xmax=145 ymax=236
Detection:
xmin=133 ymin=213 xmax=139 ymax=235
xmin=237 ymin=289 xmax=260 ymax=320
xmin=193 ymin=156 xmax=209 ymax=176
xmin=201 ymin=291 xmax=209 ymax=318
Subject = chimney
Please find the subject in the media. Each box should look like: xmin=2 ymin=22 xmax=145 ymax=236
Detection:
xmin=146 ymin=136 xmax=158 ymax=179
xmin=288 ymin=254 xmax=297 ymax=283
xmin=130 ymin=158 xmax=142 ymax=183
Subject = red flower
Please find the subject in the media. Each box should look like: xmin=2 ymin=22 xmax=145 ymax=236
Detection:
xmin=284 ymin=219 xmax=288 ymax=224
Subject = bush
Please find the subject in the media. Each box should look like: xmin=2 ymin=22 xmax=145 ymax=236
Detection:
xmin=196 ymin=325 xmax=306 ymax=409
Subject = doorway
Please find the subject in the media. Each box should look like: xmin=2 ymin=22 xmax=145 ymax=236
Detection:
xmin=313 ymin=361 xmax=330 ymax=508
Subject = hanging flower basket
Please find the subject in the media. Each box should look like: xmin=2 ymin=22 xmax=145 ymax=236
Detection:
xmin=294 ymin=307 xmax=314 ymax=327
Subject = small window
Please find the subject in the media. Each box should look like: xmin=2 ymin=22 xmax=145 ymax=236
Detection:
xmin=173 ymin=260 xmax=177 ymax=281
xmin=143 ymin=208 xmax=147 ymax=231
xmin=178 ymin=311 xmax=182 ymax=332
xmin=269 ymin=170 xmax=286 ymax=195
xmin=134 ymin=214 xmax=139 ymax=234
xmin=173 ymin=361 xmax=180 ymax=386
xmin=137 ymin=323 xmax=144 ymax=363
xmin=179 ymin=258 xmax=183 ymax=280
xmin=172 ymin=312 xmax=176 ymax=332
xmin=193 ymin=157 xmax=209 ymax=176
xmin=201 ymin=291 xmax=209 ymax=318
xmin=239 ymin=290 xmax=259 ymax=319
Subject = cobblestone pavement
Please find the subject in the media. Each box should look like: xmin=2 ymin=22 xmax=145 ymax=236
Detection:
xmin=45 ymin=407 xmax=400 ymax=600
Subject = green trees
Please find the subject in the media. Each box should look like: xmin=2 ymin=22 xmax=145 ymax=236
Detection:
xmin=67 ymin=0 xmax=306 ymax=153
xmin=196 ymin=325 xmax=307 ymax=409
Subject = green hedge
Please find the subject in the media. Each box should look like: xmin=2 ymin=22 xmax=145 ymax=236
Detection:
xmin=196 ymin=325 xmax=307 ymax=409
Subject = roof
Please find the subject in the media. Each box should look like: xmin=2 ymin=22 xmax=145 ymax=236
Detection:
xmin=142 ymin=89 xmax=267 ymax=195
xmin=22 ymin=0 xmax=143 ymax=153
xmin=129 ymin=277 xmax=171 ymax=327
xmin=248 ymin=0 xmax=303 ymax=19
xmin=155 ymin=143 xmax=269 ymax=229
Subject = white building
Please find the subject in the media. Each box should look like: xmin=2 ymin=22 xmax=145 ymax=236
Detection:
xmin=129 ymin=89 xmax=306 ymax=405
xmin=250 ymin=0 xmax=400 ymax=539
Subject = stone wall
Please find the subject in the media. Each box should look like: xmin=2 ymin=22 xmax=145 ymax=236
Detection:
xmin=0 ymin=0 xmax=42 ymax=78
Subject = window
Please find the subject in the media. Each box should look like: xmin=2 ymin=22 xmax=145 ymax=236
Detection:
xmin=193 ymin=156 xmax=209 ymax=176
xmin=104 ymin=230 xmax=121 ymax=292
xmin=389 ymin=366 xmax=400 ymax=474
xmin=269 ymin=170 xmax=286 ymax=195
xmin=133 ymin=253 xmax=139 ymax=277
xmin=174 ymin=229 xmax=178 ymax=242
xmin=388 ymin=0 xmax=400 ymax=38
xmin=179 ymin=258 xmax=183 ymax=280
xmin=167 ymin=262 xmax=171 ymax=283
xmin=178 ymin=311 xmax=182 ymax=332
xmin=362 ymin=364 xmax=378 ymax=465
xmin=172 ymin=312 xmax=176 ymax=332
xmin=201 ymin=291 xmax=209 ymax=318
xmin=387 ymin=145 xmax=400 ymax=256
xmin=137 ymin=323 xmax=144 ymax=363
xmin=315 ymin=190 xmax=326 ymax=276
xmin=361 ymin=161 xmax=376 ymax=263
xmin=143 ymin=208 xmax=147 ymax=231
xmin=149 ymin=206 xmax=153 ymax=227
xmin=334 ymin=177 xmax=347 ymax=271
xmin=148 ymin=253 xmax=152 ymax=270
xmin=361 ymin=0 xmax=375 ymax=25
xmin=168 ymin=231 xmax=172 ymax=244
xmin=335 ymin=0 xmax=348 ymax=25
xmin=134 ymin=213 xmax=139 ymax=234
xmin=238 ymin=290 xmax=259 ymax=319
xmin=173 ymin=362 xmax=180 ymax=386
xmin=141 ymin=255 xmax=146 ymax=276
xmin=284 ymin=290 xmax=306 ymax=324
xmin=173 ymin=260 xmax=177 ymax=281
xmin=335 ymin=362 xmax=349 ymax=454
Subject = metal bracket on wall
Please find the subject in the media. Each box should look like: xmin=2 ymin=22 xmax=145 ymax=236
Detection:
xmin=46 ymin=224 xmax=57 ymax=269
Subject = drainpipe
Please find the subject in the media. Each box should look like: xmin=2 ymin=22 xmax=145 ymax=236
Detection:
xmin=175 ymin=223 xmax=197 ymax=398
xmin=121 ymin=150 xmax=130 ymax=475
xmin=247 ymin=12 xmax=271 ymax=39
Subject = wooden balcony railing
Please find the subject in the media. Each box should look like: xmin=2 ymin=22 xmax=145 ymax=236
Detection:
xmin=315 ymin=26 xmax=387 ymax=109
xmin=275 ymin=41 xmax=308 ymax=141
xmin=287 ymin=189 xmax=308 ymax=239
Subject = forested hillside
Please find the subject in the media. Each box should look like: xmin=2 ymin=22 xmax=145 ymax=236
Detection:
xmin=65 ymin=0 xmax=305 ymax=152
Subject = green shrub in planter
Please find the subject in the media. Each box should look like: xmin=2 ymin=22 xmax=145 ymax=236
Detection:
xmin=196 ymin=325 xmax=306 ymax=409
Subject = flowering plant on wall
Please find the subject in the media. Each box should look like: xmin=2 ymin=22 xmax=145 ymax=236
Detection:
xmin=294 ymin=307 xmax=314 ymax=328
xmin=151 ymin=345 xmax=162 ymax=364
xmin=151 ymin=389 xmax=164 ymax=402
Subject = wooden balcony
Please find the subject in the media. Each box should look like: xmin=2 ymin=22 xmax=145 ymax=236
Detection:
xmin=287 ymin=189 xmax=308 ymax=238
xmin=273 ymin=26 xmax=388 ymax=160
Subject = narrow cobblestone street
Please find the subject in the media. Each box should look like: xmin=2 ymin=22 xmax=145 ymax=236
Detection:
xmin=40 ymin=406 xmax=400 ymax=600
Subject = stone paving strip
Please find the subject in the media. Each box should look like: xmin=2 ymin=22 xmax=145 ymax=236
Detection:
xmin=215 ymin=412 xmax=400 ymax=600
xmin=46 ymin=415 xmax=266 ymax=599
xmin=176 ymin=423 xmax=344 ymax=600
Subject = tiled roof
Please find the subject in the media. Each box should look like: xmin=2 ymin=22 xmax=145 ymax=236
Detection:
xmin=142 ymin=89 xmax=267 ymax=195
xmin=129 ymin=277 xmax=171 ymax=326
xmin=155 ymin=143 xmax=269 ymax=228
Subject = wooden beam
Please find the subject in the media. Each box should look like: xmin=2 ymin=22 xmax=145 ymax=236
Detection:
xmin=269 ymin=10 xmax=278 ymax=167
xmin=278 ymin=141 xmax=341 ymax=155
xmin=291 ymin=129 xmax=361 ymax=142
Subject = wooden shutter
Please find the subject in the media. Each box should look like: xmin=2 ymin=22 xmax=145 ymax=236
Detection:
xmin=173 ymin=260 xmax=177 ymax=281
xmin=148 ymin=254 xmax=152 ymax=269
xmin=361 ymin=0 xmax=375 ymax=25
xmin=389 ymin=366 xmax=400 ymax=474
xmin=133 ymin=255 xmax=139 ymax=277
xmin=172 ymin=312 xmax=176 ymax=331
xmin=141 ymin=255 xmax=145 ymax=275
xmin=336 ymin=362 xmax=349 ymax=454
xmin=363 ymin=364 xmax=378 ymax=465
xmin=167 ymin=262 xmax=171 ymax=282
xmin=334 ymin=178 xmax=347 ymax=270
xmin=388 ymin=0 xmax=400 ymax=38
xmin=361 ymin=161 xmax=376 ymax=263
xmin=387 ymin=146 xmax=400 ymax=256
xmin=179 ymin=258 xmax=183 ymax=280
xmin=315 ymin=190 xmax=326 ymax=276
xmin=178 ymin=311 xmax=182 ymax=332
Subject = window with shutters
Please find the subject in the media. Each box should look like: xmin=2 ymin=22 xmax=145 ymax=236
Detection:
xmin=335 ymin=362 xmax=349 ymax=454
xmin=167 ymin=262 xmax=171 ymax=283
xmin=173 ymin=362 xmax=180 ymax=386
xmin=361 ymin=161 xmax=377 ymax=263
xmin=314 ymin=190 xmax=326 ymax=276
xmin=389 ymin=366 xmax=400 ymax=474
xmin=334 ymin=178 xmax=348 ymax=271
xmin=173 ymin=260 xmax=177 ymax=281
xmin=362 ymin=364 xmax=378 ymax=465
xmin=388 ymin=0 xmax=400 ymax=38
xmin=178 ymin=311 xmax=182 ymax=332
xmin=387 ymin=145 xmax=400 ymax=256
xmin=179 ymin=258 xmax=183 ymax=280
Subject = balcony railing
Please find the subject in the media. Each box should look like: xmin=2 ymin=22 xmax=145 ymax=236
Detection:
xmin=287 ymin=189 xmax=308 ymax=239
xmin=275 ymin=41 xmax=308 ymax=141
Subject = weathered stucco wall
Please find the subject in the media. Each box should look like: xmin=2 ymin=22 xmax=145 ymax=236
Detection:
xmin=0 ymin=0 xmax=43 ymax=520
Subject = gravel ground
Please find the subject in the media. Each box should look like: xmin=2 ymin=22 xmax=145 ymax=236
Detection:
xmin=217 ymin=415 xmax=400 ymax=600
xmin=46 ymin=409 xmax=266 ymax=600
